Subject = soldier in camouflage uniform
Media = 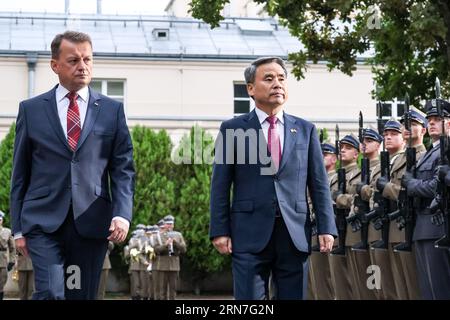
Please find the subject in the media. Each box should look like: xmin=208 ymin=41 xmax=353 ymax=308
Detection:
xmin=0 ymin=211 xmax=15 ymax=300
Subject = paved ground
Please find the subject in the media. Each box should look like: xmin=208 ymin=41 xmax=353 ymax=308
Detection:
xmin=3 ymin=292 xmax=234 ymax=300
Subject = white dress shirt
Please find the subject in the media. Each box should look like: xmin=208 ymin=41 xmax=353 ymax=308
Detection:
xmin=254 ymin=106 xmax=285 ymax=153
xmin=56 ymin=84 xmax=89 ymax=136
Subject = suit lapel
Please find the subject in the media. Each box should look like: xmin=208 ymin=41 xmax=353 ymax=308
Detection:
xmin=76 ymin=87 xmax=101 ymax=151
xmin=278 ymin=113 xmax=298 ymax=173
xmin=43 ymin=86 xmax=72 ymax=152
xmin=416 ymin=145 xmax=438 ymax=169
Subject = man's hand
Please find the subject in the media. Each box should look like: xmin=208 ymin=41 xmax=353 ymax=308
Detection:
xmin=401 ymin=171 xmax=414 ymax=188
xmin=15 ymin=237 xmax=28 ymax=257
xmin=108 ymin=219 xmax=129 ymax=243
xmin=212 ymin=236 xmax=232 ymax=255
xmin=318 ymin=234 xmax=334 ymax=253
xmin=7 ymin=262 xmax=15 ymax=272
xmin=376 ymin=176 xmax=389 ymax=192
xmin=437 ymin=165 xmax=450 ymax=182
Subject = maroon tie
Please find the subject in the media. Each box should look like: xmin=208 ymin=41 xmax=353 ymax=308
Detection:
xmin=267 ymin=115 xmax=281 ymax=170
xmin=67 ymin=92 xmax=81 ymax=151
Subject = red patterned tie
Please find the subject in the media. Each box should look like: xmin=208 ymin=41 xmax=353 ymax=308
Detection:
xmin=267 ymin=115 xmax=282 ymax=170
xmin=67 ymin=92 xmax=81 ymax=151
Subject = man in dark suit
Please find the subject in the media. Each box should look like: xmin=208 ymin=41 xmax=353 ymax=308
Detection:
xmin=10 ymin=31 xmax=135 ymax=300
xmin=210 ymin=57 xmax=337 ymax=300
xmin=402 ymin=99 xmax=450 ymax=299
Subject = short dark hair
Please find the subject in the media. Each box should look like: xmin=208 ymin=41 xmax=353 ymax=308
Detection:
xmin=244 ymin=56 xmax=287 ymax=84
xmin=51 ymin=31 xmax=92 ymax=59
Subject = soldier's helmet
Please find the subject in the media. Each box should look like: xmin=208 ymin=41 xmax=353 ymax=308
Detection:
xmin=400 ymin=106 xmax=428 ymax=128
xmin=362 ymin=128 xmax=383 ymax=143
xmin=163 ymin=215 xmax=175 ymax=225
xmin=424 ymin=99 xmax=450 ymax=119
xmin=340 ymin=134 xmax=360 ymax=150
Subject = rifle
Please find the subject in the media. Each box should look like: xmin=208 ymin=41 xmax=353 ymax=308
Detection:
xmin=389 ymin=93 xmax=417 ymax=252
xmin=331 ymin=125 xmax=348 ymax=256
xmin=347 ymin=111 xmax=371 ymax=251
xmin=431 ymin=78 xmax=450 ymax=249
xmin=311 ymin=129 xmax=324 ymax=252
xmin=366 ymin=102 xmax=391 ymax=250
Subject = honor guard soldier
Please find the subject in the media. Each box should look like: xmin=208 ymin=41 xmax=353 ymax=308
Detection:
xmin=380 ymin=108 xmax=427 ymax=299
xmin=0 ymin=210 xmax=15 ymax=300
xmin=402 ymin=99 xmax=450 ymax=299
xmin=124 ymin=225 xmax=145 ymax=300
xmin=352 ymin=128 xmax=383 ymax=299
xmin=97 ymin=241 xmax=114 ymax=300
xmin=330 ymin=134 xmax=361 ymax=299
xmin=153 ymin=215 xmax=186 ymax=300
xmin=368 ymin=120 xmax=405 ymax=299
xmin=308 ymin=142 xmax=337 ymax=300
xmin=17 ymin=252 xmax=34 ymax=300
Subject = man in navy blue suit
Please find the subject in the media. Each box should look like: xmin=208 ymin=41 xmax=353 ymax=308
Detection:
xmin=210 ymin=57 xmax=337 ymax=300
xmin=10 ymin=31 xmax=135 ymax=299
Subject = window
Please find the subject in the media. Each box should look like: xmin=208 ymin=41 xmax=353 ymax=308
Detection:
xmin=377 ymin=98 xmax=405 ymax=120
xmin=90 ymin=79 xmax=125 ymax=103
xmin=233 ymin=82 xmax=254 ymax=115
xmin=153 ymin=28 xmax=169 ymax=40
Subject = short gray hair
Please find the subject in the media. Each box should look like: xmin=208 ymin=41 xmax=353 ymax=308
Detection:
xmin=244 ymin=57 xmax=287 ymax=84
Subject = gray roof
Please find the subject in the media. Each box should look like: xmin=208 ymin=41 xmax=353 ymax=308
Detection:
xmin=0 ymin=11 xmax=305 ymax=60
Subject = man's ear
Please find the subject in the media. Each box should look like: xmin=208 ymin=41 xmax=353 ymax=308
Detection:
xmin=50 ymin=59 xmax=58 ymax=74
xmin=247 ymin=82 xmax=254 ymax=97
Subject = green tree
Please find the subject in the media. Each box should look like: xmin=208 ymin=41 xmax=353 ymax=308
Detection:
xmin=0 ymin=123 xmax=15 ymax=227
xmin=189 ymin=0 xmax=450 ymax=105
xmin=174 ymin=126 xmax=231 ymax=294
xmin=131 ymin=126 xmax=176 ymax=229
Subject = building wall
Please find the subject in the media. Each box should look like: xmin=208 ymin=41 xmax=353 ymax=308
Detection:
xmin=0 ymin=56 xmax=376 ymax=144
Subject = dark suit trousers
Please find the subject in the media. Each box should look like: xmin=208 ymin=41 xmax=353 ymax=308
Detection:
xmin=26 ymin=208 xmax=108 ymax=300
xmin=232 ymin=216 xmax=309 ymax=300
xmin=415 ymin=239 xmax=450 ymax=300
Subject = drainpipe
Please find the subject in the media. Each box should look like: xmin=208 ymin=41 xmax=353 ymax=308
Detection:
xmin=27 ymin=53 xmax=38 ymax=98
